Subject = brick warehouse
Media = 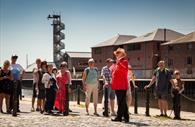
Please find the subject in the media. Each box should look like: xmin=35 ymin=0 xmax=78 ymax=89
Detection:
xmin=161 ymin=32 xmax=195 ymax=79
xmin=92 ymin=28 xmax=195 ymax=79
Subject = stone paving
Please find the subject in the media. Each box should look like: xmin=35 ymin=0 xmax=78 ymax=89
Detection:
xmin=0 ymin=97 xmax=195 ymax=127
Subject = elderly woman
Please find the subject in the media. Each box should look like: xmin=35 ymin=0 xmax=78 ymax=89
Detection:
xmin=0 ymin=60 xmax=13 ymax=114
xmin=111 ymin=48 xmax=129 ymax=123
xmin=54 ymin=62 xmax=71 ymax=113
xmin=42 ymin=64 xmax=58 ymax=114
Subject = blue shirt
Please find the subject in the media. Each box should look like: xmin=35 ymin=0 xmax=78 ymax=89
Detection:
xmin=84 ymin=67 xmax=98 ymax=85
xmin=10 ymin=64 xmax=24 ymax=80
xmin=101 ymin=66 xmax=112 ymax=84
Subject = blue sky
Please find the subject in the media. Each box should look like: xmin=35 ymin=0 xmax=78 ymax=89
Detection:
xmin=0 ymin=0 xmax=195 ymax=68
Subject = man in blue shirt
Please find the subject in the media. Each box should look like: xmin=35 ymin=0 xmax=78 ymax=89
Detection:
xmin=10 ymin=54 xmax=25 ymax=112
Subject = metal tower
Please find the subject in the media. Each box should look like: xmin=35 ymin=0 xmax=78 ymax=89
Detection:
xmin=47 ymin=14 xmax=65 ymax=67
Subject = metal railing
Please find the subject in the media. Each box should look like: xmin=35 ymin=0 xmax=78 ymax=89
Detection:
xmin=21 ymin=79 xmax=195 ymax=116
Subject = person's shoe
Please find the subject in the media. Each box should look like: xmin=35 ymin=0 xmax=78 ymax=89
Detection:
xmin=31 ymin=107 xmax=35 ymax=112
xmin=103 ymin=111 xmax=109 ymax=117
xmin=69 ymin=109 xmax=73 ymax=112
xmin=111 ymin=112 xmax=117 ymax=116
xmin=7 ymin=110 xmax=11 ymax=114
xmin=123 ymin=118 xmax=129 ymax=123
xmin=164 ymin=114 xmax=168 ymax=117
xmin=94 ymin=112 xmax=100 ymax=116
xmin=47 ymin=110 xmax=53 ymax=114
xmin=1 ymin=109 xmax=3 ymax=113
xmin=40 ymin=110 xmax=44 ymax=114
xmin=36 ymin=108 xmax=40 ymax=112
xmin=174 ymin=116 xmax=181 ymax=120
xmin=17 ymin=109 xmax=21 ymax=112
xmin=111 ymin=117 xmax=122 ymax=122
xmin=160 ymin=114 xmax=164 ymax=116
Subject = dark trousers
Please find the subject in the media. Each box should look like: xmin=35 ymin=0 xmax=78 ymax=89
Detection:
xmin=45 ymin=88 xmax=56 ymax=112
xmin=9 ymin=80 xmax=21 ymax=111
xmin=172 ymin=92 xmax=181 ymax=118
xmin=115 ymin=90 xmax=129 ymax=120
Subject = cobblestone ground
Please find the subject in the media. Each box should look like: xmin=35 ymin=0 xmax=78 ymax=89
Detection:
xmin=0 ymin=97 xmax=195 ymax=127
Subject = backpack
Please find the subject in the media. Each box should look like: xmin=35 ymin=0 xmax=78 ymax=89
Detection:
xmin=156 ymin=67 xmax=170 ymax=79
xmin=85 ymin=67 xmax=98 ymax=78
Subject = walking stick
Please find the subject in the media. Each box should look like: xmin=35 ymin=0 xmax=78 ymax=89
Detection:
xmin=103 ymin=87 xmax=109 ymax=117
xmin=63 ymin=84 xmax=69 ymax=116
xmin=12 ymin=80 xmax=18 ymax=117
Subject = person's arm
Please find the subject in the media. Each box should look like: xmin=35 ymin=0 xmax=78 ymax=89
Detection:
xmin=42 ymin=74 xmax=49 ymax=88
xmin=19 ymin=64 xmax=25 ymax=80
xmin=8 ymin=70 xmax=13 ymax=80
xmin=131 ymin=73 xmax=137 ymax=88
xmin=82 ymin=70 xmax=87 ymax=91
xmin=144 ymin=76 xmax=156 ymax=89
xmin=169 ymin=79 xmax=175 ymax=89
xmin=101 ymin=68 xmax=109 ymax=87
xmin=97 ymin=69 xmax=100 ymax=90
xmin=118 ymin=60 xmax=128 ymax=70
xmin=179 ymin=82 xmax=185 ymax=94
xmin=68 ymin=71 xmax=72 ymax=85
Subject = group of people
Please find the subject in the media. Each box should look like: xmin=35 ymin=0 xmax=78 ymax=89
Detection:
xmin=82 ymin=48 xmax=184 ymax=123
xmin=31 ymin=59 xmax=72 ymax=114
xmin=0 ymin=48 xmax=184 ymax=121
xmin=82 ymin=48 xmax=138 ymax=122
xmin=0 ymin=54 xmax=25 ymax=114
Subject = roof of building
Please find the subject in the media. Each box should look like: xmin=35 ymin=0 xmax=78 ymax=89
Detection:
xmin=92 ymin=34 xmax=136 ymax=48
xmin=65 ymin=51 xmax=91 ymax=58
xmin=162 ymin=31 xmax=195 ymax=45
xmin=123 ymin=28 xmax=184 ymax=44
xmin=25 ymin=62 xmax=56 ymax=72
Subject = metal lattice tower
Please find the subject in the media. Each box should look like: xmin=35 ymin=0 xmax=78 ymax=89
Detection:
xmin=47 ymin=14 xmax=65 ymax=67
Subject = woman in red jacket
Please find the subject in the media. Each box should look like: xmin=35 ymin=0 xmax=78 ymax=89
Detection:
xmin=111 ymin=48 xmax=129 ymax=123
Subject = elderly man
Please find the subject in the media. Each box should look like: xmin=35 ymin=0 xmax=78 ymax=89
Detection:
xmin=145 ymin=60 xmax=174 ymax=117
xmin=10 ymin=54 xmax=25 ymax=112
xmin=82 ymin=58 xmax=100 ymax=116
xmin=101 ymin=58 xmax=116 ymax=116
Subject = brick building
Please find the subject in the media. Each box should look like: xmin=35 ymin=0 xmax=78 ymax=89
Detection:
xmin=92 ymin=28 xmax=184 ymax=78
xmin=161 ymin=32 xmax=195 ymax=78
xmin=91 ymin=34 xmax=136 ymax=69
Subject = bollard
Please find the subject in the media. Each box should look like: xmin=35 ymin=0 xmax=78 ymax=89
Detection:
xmin=134 ymin=87 xmax=138 ymax=114
xmin=103 ymin=87 xmax=109 ymax=117
xmin=63 ymin=84 xmax=69 ymax=116
xmin=145 ymin=88 xmax=150 ymax=116
xmin=77 ymin=85 xmax=80 ymax=105
xmin=12 ymin=80 xmax=18 ymax=117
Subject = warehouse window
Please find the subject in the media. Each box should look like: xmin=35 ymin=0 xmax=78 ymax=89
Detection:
xmin=127 ymin=44 xmax=141 ymax=51
xmin=94 ymin=48 xmax=102 ymax=54
xmin=187 ymin=56 xmax=192 ymax=65
xmin=168 ymin=59 xmax=173 ymax=66
xmin=168 ymin=45 xmax=173 ymax=51
xmin=187 ymin=43 xmax=192 ymax=50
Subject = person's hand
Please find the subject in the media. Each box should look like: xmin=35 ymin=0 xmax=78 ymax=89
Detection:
xmin=104 ymin=83 xmax=109 ymax=88
xmin=144 ymin=85 xmax=150 ymax=90
xmin=98 ymin=85 xmax=100 ymax=91
xmin=134 ymin=85 xmax=138 ymax=88
xmin=68 ymin=88 xmax=71 ymax=93
xmin=83 ymin=85 xmax=87 ymax=92
xmin=3 ymin=76 xmax=8 ymax=79
xmin=179 ymin=90 xmax=182 ymax=94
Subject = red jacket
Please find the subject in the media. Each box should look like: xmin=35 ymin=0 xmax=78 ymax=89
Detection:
xmin=110 ymin=58 xmax=128 ymax=90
